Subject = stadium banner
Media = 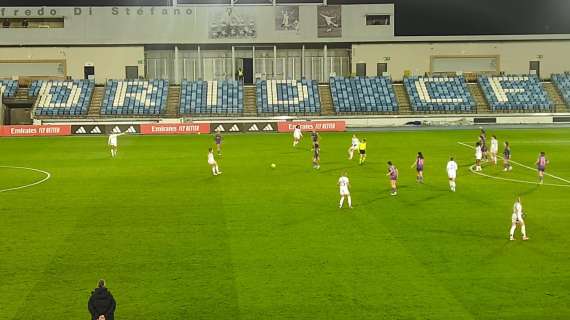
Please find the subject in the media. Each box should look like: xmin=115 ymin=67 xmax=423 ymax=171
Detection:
xmin=277 ymin=120 xmax=346 ymax=132
xmin=210 ymin=122 xmax=277 ymax=133
xmin=140 ymin=123 xmax=210 ymax=135
xmin=71 ymin=124 xmax=141 ymax=135
xmin=1 ymin=124 xmax=71 ymax=137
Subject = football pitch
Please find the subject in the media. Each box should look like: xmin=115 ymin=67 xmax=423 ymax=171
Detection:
xmin=1 ymin=128 xmax=570 ymax=319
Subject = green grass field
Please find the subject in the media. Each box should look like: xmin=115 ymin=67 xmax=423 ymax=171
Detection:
xmin=1 ymin=128 xmax=570 ymax=319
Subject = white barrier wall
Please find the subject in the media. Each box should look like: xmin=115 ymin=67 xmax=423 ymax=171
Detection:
xmin=0 ymin=5 xmax=394 ymax=45
xmin=353 ymin=41 xmax=570 ymax=80
xmin=0 ymin=47 xmax=144 ymax=84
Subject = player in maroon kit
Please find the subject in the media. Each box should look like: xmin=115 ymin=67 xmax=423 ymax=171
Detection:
xmin=410 ymin=152 xmax=424 ymax=183
xmin=387 ymin=161 xmax=399 ymax=196
xmin=536 ymin=152 xmax=549 ymax=184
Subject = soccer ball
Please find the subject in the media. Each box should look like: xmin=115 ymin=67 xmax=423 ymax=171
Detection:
xmin=271 ymin=163 xmax=276 ymax=168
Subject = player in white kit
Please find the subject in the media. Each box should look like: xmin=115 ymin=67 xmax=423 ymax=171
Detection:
xmin=108 ymin=132 xmax=126 ymax=158
xmin=208 ymin=148 xmax=222 ymax=176
xmin=490 ymin=135 xmax=499 ymax=165
xmin=475 ymin=142 xmax=483 ymax=171
xmin=348 ymin=134 xmax=360 ymax=160
xmin=338 ymin=172 xmax=352 ymax=208
xmin=292 ymin=125 xmax=303 ymax=147
xmin=446 ymin=157 xmax=458 ymax=192
xmin=510 ymin=197 xmax=529 ymax=241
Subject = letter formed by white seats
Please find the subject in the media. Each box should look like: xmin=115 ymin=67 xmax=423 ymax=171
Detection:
xmin=414 ymin=78 xmax=464 ymax=104
xmin=38 ymin=81 xmax=83 ymax=108
xmin=115 ymin=81 xmax=158 ymax=107
xmin=489 ymin=76 xmax=526 ymax=103
xmin=267 ymin=80 xmax=308 ymax=105
xmin=207 ymin=81 xmax=218 ymax=107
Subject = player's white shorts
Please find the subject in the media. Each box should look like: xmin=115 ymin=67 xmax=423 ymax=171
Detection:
xmin=109 ymin=143 xmax=117 ymax=147
xmin=208 ymin=160 xmax=216 ymax=165
xmin=294 ymin=133 xmax=301 ymax=140
xmin=512 ymin=214 xmax=524 ymax=224
xmin=490 ymin=147 xmax=498 ymax=154
xmin=475 ymin=153 xmax=482 ymax=160
xmin=447 ymin=171 xmax=456 ymax=179
xmin=339 ymin=187 xmax=350 ymax=196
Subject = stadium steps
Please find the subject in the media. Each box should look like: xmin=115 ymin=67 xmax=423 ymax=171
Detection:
xmin=15 ymin=87 xmax=33 ymax=102
xmin=468 ymin=83 xmax=491 ymax=113
xmin=2 ymin=87 xmax=36 ymax=105
xmin=165 ymin=85 xmax=180 ymax=117
xmin=244 ymin=85 xmax=257 ymax=116
xmin=319 ymin=85 xmax=335 ymax=116
xmin=393 ymin=84 xmax=411 ymax=114
xmin=543 ymin=82 xmax=568 ymax=113
xmin=87 ymin=86 xmax=105 ymax=117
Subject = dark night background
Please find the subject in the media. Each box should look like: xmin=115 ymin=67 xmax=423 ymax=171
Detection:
xmin=1 ymin=0 xmax=569 ymax=36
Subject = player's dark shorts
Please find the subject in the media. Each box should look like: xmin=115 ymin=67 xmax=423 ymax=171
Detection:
xmin=537 ymin=166 xmax=545 ymax=172
xmin=390 ymin=176 xmax=398 ymax=181
xmin=359 ymin=150 xmax=366 ymax=155
xmin=481 ymin=145 xmax=487 ymax=152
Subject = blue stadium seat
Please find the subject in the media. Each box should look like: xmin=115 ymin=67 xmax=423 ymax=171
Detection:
xmin=552 ymin=73 xmax=570 ymax=107
xmin=478 ymin=75 xmax=552 ymax=112
xmin=179 ymin=80 xmax=243 ymax=115
xmin=330 ymin=77 xmax=398 ymax=113
xmin=101 ymin=80 xmax=168 ymax=116
xmin=31 ymin=80 xmax=94 ymax=117
xmin=257 ymin=79 xmax=321 ymax=115
xmin=404 ymin=76 xmax=475 ymax=112
xmin=0 ymin=80 xmax=19 ymax=98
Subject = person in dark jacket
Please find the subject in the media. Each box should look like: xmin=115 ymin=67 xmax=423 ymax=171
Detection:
xmin=88 ymin=279 xmax=116 ymax=320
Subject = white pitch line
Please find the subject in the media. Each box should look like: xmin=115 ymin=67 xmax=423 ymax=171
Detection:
xmin=0 ymin=165 xmax=52 ymax=193
xmin=467 ymin=164 xmax=570 ymax=188
xmin=457 ymin=142 xmax=570 ymax=186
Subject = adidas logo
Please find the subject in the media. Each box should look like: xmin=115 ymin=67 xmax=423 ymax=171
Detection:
xmin=215 ymin=125 xmax=225 ymax=132
xmin=229 ymin=124 xmax=240 ymax=132
xmin=90 ymin=126 xmax=102 ymax=134
xmin=248 ymin=124 xmax=259 ymax=131
xmin=112 ymin=126 xmax=122 ymax=133
xmin=263 ymin=124 xmax=274 ymax=131
xmin=75 ymin=126 xmax=86 ymax=134
xmin=126 ymin=126 xmax=137 ymax=133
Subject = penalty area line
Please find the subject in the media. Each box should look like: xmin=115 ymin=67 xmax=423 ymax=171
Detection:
xmin=457 ymin=142 xmax=570 ymax=187
xmin=0 ymin=165 xmax=52 ymax=193
xmin=466 ymin=164 xmax=570 ymax=188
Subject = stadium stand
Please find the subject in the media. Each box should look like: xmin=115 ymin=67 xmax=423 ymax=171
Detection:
xmin=257 ymin=79 xmax=321 ymax=115
xmin=478 ymin=75 xmax=553 ymax=112
xmin=101 ymin=80 xmax=168 ymax=116
xmin=330 ymin=77 xmax=398 ymax=114
xmin=404 ymin=76 xmax=475 ymax=113
xmin=0 ymin=79 xmax=19 ymax=97
xmin=179 ymin=80 xmax=243 ymax=116
xmin=551 ymin=73 xmax=570 ymax=107
xmin=30 ymin=80 xmax=94 ymax=116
